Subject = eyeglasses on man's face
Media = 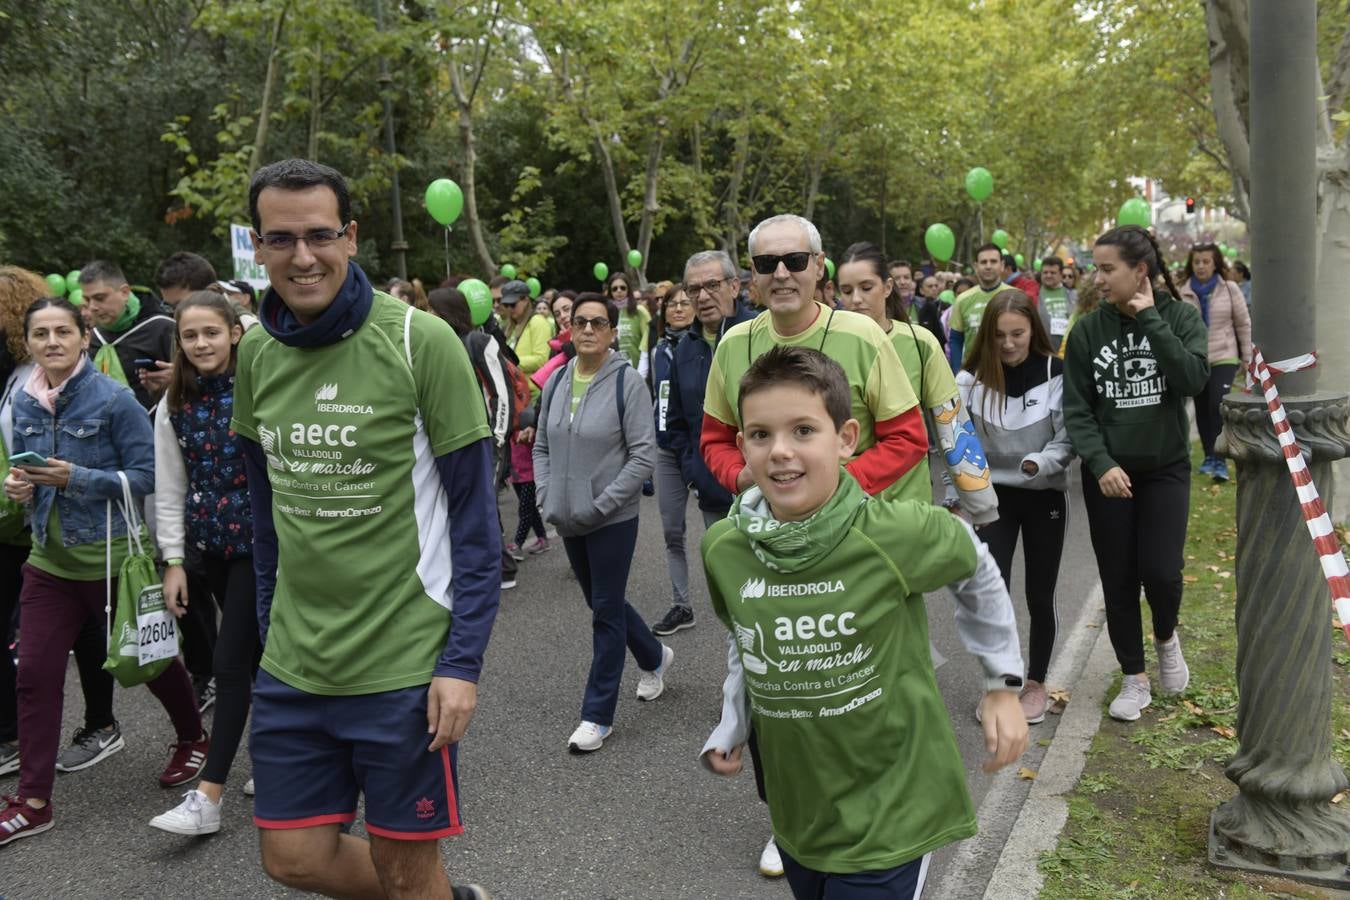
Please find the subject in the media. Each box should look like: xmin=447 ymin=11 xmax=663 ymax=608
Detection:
xmin=254 ymin=223 xmax=352 ymax=252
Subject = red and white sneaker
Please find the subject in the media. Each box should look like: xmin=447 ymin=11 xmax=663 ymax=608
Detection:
xmin=0 ymin=795 xmax=53 ymax=846
xmin=159 ymin=732 xmax=210 ymax=788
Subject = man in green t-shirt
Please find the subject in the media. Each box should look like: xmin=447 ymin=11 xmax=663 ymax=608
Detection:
xmin=1036 ymin=256 xmax=1077 ymax=354
xmin=234 ymin=159 xmax=498 ymax=900
xmin=947 ymin=242 xmax=1006 ymax=370
xmin=700 ymin=346 xmax=1026 ymax=892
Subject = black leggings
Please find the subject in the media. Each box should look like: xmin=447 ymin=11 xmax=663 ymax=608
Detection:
xmin=192 ymin=555 xmax=261 ymax=785
xmin=1195 ymin=363 xmax=1238 ymax=457
xmin=512 ymin=482 xmax=546 ymax=545
xmin=0 ymin=542 xmax=113 ymax=742
xmin=978 ymin=486 xmax=1066 ymax=683
xmin=1081 ymin=460 xmax=1190 ymax=675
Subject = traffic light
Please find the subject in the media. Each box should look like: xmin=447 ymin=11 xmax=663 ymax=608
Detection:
xmin=1185 ymin=197 xmax=1196 ymax=213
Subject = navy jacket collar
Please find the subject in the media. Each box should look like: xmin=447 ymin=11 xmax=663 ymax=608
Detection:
xmin=259 ymin=262 xmax=374 ymax=348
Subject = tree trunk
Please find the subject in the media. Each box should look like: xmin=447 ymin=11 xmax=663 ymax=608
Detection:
xmin=448 ymin=53 xmax=495 ymax=275
xmin=306 ymin=47 xmax=321 ymax=161
xmin=248 ymin=2 xmax=290 ymax=176
xmin=803 ymin=155 xmax=824 ymax=222
xmin=723 ymin=113 xmax=752 ymax=255
xmin=634 ymin=130 xmax=665 ymax=284
xmin=1205 ymin=0 xmax=1252 ymax=217
xmin=592 ymin=130 xmax=632 ymax=266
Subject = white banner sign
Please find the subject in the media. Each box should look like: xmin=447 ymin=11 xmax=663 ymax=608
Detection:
xmin=230 ymin=224 xmax=270 ymax=291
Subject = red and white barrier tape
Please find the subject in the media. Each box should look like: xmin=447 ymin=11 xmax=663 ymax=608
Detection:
xmin=1244 ymin=347 xmax=1350 ymax=644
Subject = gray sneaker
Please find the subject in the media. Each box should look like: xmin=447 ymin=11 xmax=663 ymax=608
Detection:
xmin=55 ymin=723 xmax=125 ymax=773
xmin=1155 ymin=633 xmax=1190 ymax=694
xmin=0 ymin=740 xmax=18 ymax=776
xmin=1108 ymin=675 xmax=1152 ymax=722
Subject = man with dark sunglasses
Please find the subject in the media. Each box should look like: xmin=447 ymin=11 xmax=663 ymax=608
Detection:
xmin=699 ymin=213 xmax=927 ymax=500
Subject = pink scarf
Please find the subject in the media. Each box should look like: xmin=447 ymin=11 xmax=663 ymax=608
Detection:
xmin=25 ymin=356 xmax=86 ymax=414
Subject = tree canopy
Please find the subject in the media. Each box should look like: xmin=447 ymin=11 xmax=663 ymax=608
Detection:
xmin=2 ymin=0 xmax=1337 ymax=288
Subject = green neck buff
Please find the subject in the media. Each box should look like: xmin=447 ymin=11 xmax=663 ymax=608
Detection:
xmin=728 ymin=469 xmax=869 ymax=574
xmin=108 ymin=293 xmax=141 ymax=333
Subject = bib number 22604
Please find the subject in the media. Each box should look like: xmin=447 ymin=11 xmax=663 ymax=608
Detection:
xmin=136 ymin=586 xmax=178 ymax=665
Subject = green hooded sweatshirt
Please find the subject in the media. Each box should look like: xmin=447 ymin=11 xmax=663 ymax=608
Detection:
xmin=1062 ymin=291 xmax=1209 ymax=479
xmin=701 ymin=471 xmax=981 ymax=872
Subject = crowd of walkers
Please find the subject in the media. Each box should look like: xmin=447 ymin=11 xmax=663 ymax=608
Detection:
xmin=0 ymin=157 xmax=1247 ymax=900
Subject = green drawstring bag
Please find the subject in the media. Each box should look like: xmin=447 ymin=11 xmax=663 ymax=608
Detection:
xmin=103 ymin=472 xmax=177 ymax=688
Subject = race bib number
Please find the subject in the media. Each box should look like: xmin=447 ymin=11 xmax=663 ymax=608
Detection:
xmin=1051 ymin=315 xmax=1069 ymax=336
xmin=657 ymin=381 xmax=670 ymax=432
xmin=136 ymin=585 xmax=177 ymax=665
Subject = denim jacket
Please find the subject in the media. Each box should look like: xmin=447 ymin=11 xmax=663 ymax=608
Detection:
xmin=11 ymin=362 xmax=155 ymax=547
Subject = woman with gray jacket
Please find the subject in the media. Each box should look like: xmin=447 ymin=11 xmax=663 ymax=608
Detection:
xmin=533 ymin=294 xmax=671 ymax=754
xmin=957 ymin=290 xmax=1075 ymax=726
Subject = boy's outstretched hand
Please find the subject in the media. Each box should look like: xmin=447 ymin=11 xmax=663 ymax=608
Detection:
xmin=979 ymin=691 xmax=1028 ymax=773
xmin=704 ymin=745 xmax=744 ymax=776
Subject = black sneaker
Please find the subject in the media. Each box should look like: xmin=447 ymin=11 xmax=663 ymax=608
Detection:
xmin=55 ymin=723 xmax=125 ymax=773
xmin=651 ymin=605 xmax=695 ymax=636
xmin=0 ymin=741 xmax=18 ymax=777
xmin=452 ymin=885 xmax=492 ymax=900
xmin=194 ymin=677 xmax=217 ymax=713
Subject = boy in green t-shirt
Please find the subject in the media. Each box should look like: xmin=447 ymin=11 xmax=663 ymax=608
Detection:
xmin=700 ymin=346 xmax=1027 ymax=897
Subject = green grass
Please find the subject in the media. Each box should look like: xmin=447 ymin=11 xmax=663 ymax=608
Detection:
xmin=1038 ymin=449 xmax=1350 ymax=899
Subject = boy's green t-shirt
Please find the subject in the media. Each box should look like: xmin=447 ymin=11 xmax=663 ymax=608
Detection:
xmin=701 ymin=478 xmax=980 ymax=873
xmin=231 ymin=293 xmax=491 ymax=696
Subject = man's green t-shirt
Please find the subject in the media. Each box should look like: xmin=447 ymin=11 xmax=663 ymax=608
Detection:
xmin=703 ymin=304 xmax=918 ymax=498
xmin=231 ymin=292 xmax=491 ymax=696
xmin=702 ymin=481 xmax=979 ymax=872
xmin=949 ymin=285 xmax=1004 ymax=361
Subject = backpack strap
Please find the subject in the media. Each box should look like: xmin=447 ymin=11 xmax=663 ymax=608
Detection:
xmin=616 ymin=364 xmax=626 ymax=424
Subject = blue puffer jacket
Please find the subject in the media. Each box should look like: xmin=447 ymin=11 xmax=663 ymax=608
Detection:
xmin=651 ymin=326 xmax=691 ymax=449
xmin=12 ymin=361 xmax=154 ymax=548
xmin=665 ymin=301 xmax=756 ymax=513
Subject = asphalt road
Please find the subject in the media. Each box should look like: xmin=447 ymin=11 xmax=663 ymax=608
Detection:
xmin=0 ymin=465 xmax=1099 ymax=900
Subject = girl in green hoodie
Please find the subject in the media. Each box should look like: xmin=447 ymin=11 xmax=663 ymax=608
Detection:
xmin=1063 ymin=226 xmax=1210 ymax=724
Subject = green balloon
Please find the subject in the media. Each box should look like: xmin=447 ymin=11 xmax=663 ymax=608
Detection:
xmin=938 ymin=289 xmax=955 ymax=304
xmin=924 ymin=223 xmax=956 ymax=263
xmin=65 ymin=270 xmax=81 ymax=293
xmin=627 ymin=249 xmax=643 ymax=268
xmin=526 ymin=277 xmax=541 ymax=299
xmin=425 ymin=178 xmax=464 ymax=227
xmin=965 ymin=167 xmax=994 ymax=203
xmin=45 ymin=273 xmax=67 ymax=296
xmin=460 ymin=278 xmax=493 ymax=326
xmin=1116 ymin=197 xmax=1151 ymax=228
xmin=1034 ymin=258 xmax=1043 ymax=272
xmin=68 ymin=288 xmax=83 ymax=306
xmin=824 ymin=257 xmax=836 ymax=280
xmin=991 ymin=229 xmax=1010 ymax=251
xmin=499 ymin=264 xmax=517 ymax=279
xmin=1014 ymin=253 xmax=1025 ymax=269
xmin=593 ymin=262 xmax=609 ymax=282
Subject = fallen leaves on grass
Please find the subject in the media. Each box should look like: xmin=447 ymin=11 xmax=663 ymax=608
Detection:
xmin=1333 ymin=791 xmax=1345 ymax=804
xmin=1182 ymin=699 xmax=1205 ymax=716
xmin=1018 ymin=767 xmax=1038 ymax=780
xmin=1210 ymin=725 xmax=1236 ymax=739
xmin=1184 ymin=575 xmax=1199 ymax=583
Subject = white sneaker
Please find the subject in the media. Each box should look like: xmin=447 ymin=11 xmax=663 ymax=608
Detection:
xmin=758 ymin=836 xmax=785 ymax=877
xmin=149 ymin=789 xmax=221 ymax=836
xmin=636 ymin=644 xmax=674 ymax=701
xmin=242 ymin=777 xmax=255 ymax=797
xmin=1155 ymin=634 xmax=1190 ymax=694
xmin=567 ymin=721 xmax=612 ymax=753
xmin=1108 ymin=675 xmax=1152 ymax=722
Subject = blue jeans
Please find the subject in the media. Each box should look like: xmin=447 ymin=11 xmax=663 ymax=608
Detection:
xmin=563 ymin=517 xmax=663 ymax=726
xmin=782 ymin=848 xmax=931 ymax=900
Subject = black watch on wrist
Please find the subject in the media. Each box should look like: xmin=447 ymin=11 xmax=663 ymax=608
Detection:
xmin=1003 ymin=675 xmax=1024 ymax=690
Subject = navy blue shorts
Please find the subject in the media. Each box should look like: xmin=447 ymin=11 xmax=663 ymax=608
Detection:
xmin=781 ymin=848 xmax=931 ymax=899
xmin=250 ymin=670 xmax=463 ymax=840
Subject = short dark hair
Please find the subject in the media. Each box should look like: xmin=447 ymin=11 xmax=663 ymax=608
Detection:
xmin=488 ymin=276 xmax=509 ymax=290
xmin=79 ymin=260 xmax=127 ymax=287
xmin=974 ymin=243 xmax=1002 ymax=260
xmin=155 ymin=252 xmax=217 ymax=291
xmin=426 ymin=287 xmax=472 ymax=335
xmin=248 ymin=159 xmax=352 ymax=233
xmin=24 ymin=297 xmax=87 ymax=337
xmin=737 ymin=346 xmax=851 ymax=429
xmin=1001 ymin=253 xmax=1017 ymax=270
xmin=887 ymin=259 xmax=913 ymax=272
xmin=572 ymin=292 xmax=617 ymax=328
xmin=1040 ymin=256 xmax=1063 ymax=272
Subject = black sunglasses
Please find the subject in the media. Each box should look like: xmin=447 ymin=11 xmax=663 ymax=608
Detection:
xmin=751 ymin=252 xmax=814 ymax=275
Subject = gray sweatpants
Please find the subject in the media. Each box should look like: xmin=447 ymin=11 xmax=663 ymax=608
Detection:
xmin=655 ymin=448 xmax=724 ymax=610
